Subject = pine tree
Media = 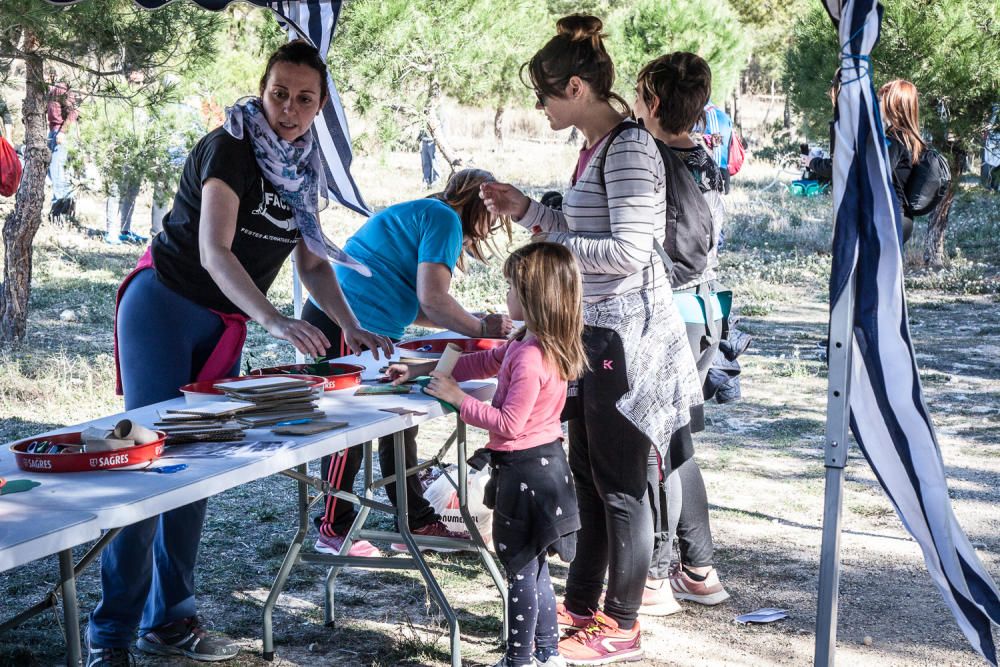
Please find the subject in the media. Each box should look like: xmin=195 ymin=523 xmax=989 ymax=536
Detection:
xmin=0 ymin=0 xmax=220 ymax=341
xmin=607 ymin=0 xmax=753 ymax=109
xmin=786 ymin=0 xmax=1000 ymax=267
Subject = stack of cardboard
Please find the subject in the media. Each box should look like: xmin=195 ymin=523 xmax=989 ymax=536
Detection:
xmin=158 ymin=377 xmax=324 ymax=443
xmin=156 ymin=400 xmax=251 ymax=444
xmin=214 ymin=376 xmax=325 ymax=428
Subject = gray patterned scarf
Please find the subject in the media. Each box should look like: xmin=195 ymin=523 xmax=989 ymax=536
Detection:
xmin=224 ymin=97 xmax=369 ymax=276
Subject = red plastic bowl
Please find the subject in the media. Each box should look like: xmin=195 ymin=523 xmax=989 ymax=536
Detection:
xmin=179 ymin=374 xmax=327 ymax=404
xmin=250 ymin=363 xmax=364 ymax=391
xmin=10 ymin=431 xmax=167 ymax=473
xmin=397 ymin=338 xmax=507 ymax=355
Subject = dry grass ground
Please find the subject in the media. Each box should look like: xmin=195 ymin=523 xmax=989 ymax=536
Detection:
xmin=1 ymin=114 xmax=998 ymax=666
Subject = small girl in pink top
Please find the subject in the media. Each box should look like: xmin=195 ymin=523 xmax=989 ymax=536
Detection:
xmin=388 ymin=242 xmax=587 ymax=667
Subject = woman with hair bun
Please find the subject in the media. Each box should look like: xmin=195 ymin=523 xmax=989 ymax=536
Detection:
xmin=482 ymin=14 xmax=703 ymax=665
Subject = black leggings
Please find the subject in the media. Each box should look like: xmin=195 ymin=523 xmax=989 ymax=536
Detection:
xmin=301 ymin=301 xmax=439 ymax=533
xmin=505 ymin=554 xmax=559 ymax=666
xmin=562 ymin=326 xmax=652 ymax=631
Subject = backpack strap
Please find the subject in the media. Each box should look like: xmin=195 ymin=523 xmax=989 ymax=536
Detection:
xmin=595 ymin=120 xmax=675 ymax=273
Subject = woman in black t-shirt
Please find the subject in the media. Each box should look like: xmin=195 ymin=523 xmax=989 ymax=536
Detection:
xmin=89 ymin=41 xmax=391 ymax=666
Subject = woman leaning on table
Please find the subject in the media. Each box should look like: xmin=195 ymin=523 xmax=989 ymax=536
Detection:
xmin=300 ymin=168 xmax=514 ymax=558
xmin=91 ymin=40 xmax=391 ymax=666
xmin=480 ymin=15 xmax=703 ymax=665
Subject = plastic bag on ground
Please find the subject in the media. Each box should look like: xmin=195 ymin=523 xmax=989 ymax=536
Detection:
xmin=423 ymin=464 xmax=492 ymax=548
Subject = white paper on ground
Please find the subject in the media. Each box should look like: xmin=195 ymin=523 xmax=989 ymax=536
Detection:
xmin=734 ymin=608 xmax=789 ymax=624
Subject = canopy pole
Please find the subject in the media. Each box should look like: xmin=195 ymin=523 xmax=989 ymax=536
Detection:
xmin=815 ymin=267 xmax=855 ymax=666
xmin=291 ymin=256 xmax=305 ymax=364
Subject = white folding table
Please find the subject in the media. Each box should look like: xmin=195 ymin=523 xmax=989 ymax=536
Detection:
xmin=0 ymin=333 xmax=505 ymax=667
xmin=0 ymin=506 xmax=102 ymax=664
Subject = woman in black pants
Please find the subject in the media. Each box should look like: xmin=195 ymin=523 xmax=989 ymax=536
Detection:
xmin=301 ymin=168 xmax=512 ymax=557
xmin=481 ymin=15 xmax=703 ymax=664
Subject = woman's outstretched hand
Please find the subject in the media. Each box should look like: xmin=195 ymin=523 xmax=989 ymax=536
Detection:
xmin=480 ymin=182 xmax=530 ymax=220
xmin=480 ymin=312 xmax=514 ymax=338
xmin=343 ymin=325 xmax=394 ymax=361
xmin=262 ymin=315 xmax=331 ymax=358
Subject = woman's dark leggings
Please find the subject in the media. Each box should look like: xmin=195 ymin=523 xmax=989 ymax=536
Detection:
xmin=563 ymin=326 xmax=652 ymax=631
xmin=504 ymin=554 xmax=559 ymax=666
xmin=645 ymin=313 xmax=719 ymax=577
xmin=648 ymin=453 xmax=715 ymax=578
xmin=301 ymin=300 xmax=438 ymax=533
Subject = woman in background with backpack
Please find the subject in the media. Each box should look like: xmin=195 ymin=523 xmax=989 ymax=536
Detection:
xmin=481 ymin=15 xmax=703 ymax=664
xmin=632 ymin=51 xmax=731 ymax=617
xmin=879 ymin=79 xmax=927 ymax=244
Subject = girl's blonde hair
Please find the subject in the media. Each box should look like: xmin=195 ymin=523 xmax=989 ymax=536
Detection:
xmin=503 ymin=242 xmax=588 ymax=381
xmin=433 ymin=168 xmax=512 ymax=270
xmin=879 ymin=79 xmax=925 ymax=165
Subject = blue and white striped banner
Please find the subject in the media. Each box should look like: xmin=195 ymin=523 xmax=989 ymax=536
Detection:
xmin=269 ymin=0 xmax=369 ymax=216
xmin=822 ymin=0 xmax=1000 ymax=663
xmin=44 ymin=0 xmax=370 ymax=216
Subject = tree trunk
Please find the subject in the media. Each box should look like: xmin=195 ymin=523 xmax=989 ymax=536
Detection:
xmin=923 ymin=149 xmax=963 ymax=269
xmin=493 ymin=105 xmax=505 ymax=149
xmin=731 ymin=79 xmax=740 ymax=129
xmin=783 ymin=94 xmax=791 ymax=130
xmin=424 ymin=76 xmax=461 ymax=174
xmin=1 ymin=33 xmax=49 ymax=343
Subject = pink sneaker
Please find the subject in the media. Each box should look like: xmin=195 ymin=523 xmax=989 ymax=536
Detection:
xmin=314 ymin=532 xmax=381 ymax=558
xmin=669 ymin=567 xmax=730 ymax=606
xmin=557 ymin=611 xmax=642 ymax=664
xmin=556 ymin=602 xmax=594 ymax=632
xmin=640 ymin=578 xmax=682 ymax=616
xmin=390 ymin=521 xmax=468 ymax=553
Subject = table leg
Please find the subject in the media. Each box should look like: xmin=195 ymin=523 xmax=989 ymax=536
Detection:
xmin=58 ymin=549 xmax=82 ymax=667
xmin=0 ymin=528 xmax=120 ymax=665
xmin=393 ymin=430 xmax=462 ymax=666
xmin=262 ymin=463 xmax=309 ymax=661
xmin=324 ymin=440 xmax=374 ymax=627
xmin=455 ymin=419 xmax=508 ymax=644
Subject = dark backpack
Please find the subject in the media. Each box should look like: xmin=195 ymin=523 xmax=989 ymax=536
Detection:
xmin=905 ymin=147 xmax=951 ymax=217
xmin=597 ymin=121 xmax=715 ymax=288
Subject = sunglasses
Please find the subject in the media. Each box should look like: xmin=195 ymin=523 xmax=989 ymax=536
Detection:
xmin=534 ymin=90 xmax=547 ymax=107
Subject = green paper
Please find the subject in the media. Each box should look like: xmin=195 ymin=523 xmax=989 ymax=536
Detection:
xmin=416 ymin=377 xmax=457 ymax=414
xmin=0 ymin=479 xmax=41 ymax=495
xmin=355 ymin=384 xmax=410 ymax=395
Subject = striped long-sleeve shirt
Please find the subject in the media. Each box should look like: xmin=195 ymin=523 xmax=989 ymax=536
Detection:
xmin=519 ymin=124 xmax=668 ymax=304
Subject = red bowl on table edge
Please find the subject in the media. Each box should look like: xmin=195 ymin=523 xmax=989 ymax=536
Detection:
xmin=179 ymin=374 xmax=327 ymax=398
xmin=249 ymin=363 xmax=365 ymax=391
xmin=9 ymin=431 xmax=167 ymax=473
xmin=397 ymin=338 xmax=507 ymax=355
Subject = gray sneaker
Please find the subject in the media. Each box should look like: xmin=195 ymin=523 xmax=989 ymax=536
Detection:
xmin=136 ymin=616 xmax=239 ymax=662
xmin=85 ymin=638 xmax=134 ymax=667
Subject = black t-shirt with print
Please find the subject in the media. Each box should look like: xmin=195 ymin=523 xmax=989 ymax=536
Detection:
xmin=152 ymin=127 xmax=301 ymax=314
xmin=670 ymin=144 xmax=724 ymax=194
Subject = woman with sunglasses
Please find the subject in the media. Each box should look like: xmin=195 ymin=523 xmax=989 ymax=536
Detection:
xmin=481 ymin=15 xmax=702 ymax=665
xmin=302 ymin=168 xmax=514 ymax=557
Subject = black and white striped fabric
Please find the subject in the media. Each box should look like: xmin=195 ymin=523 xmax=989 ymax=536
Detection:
xmin=44 ymin=0 xmax=370 ymax=217
xmin=823 ymin=0 xmax=1000 ymax=663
